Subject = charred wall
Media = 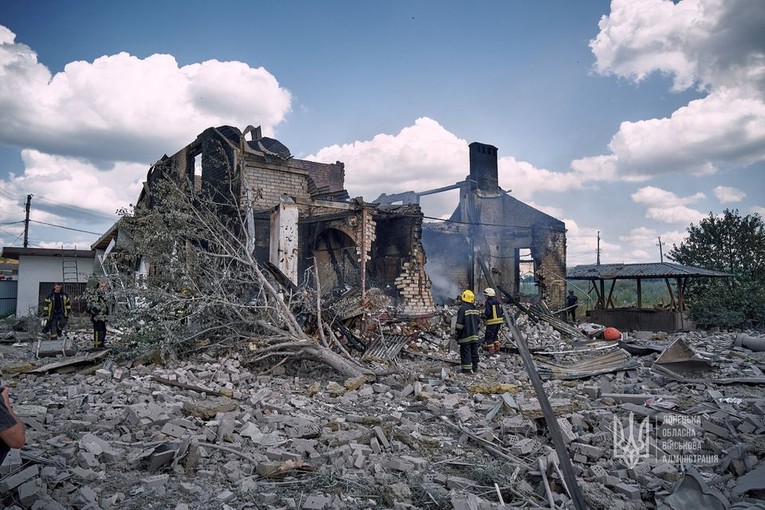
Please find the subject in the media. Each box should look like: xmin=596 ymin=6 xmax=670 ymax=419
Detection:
xmin=290 ymin=159 xmax=346 ymax=196
xmin=370 ymin=205 xmax=434 ymax=315
xmin=139 ymin=125 xmax=436 ymax=315
xmin=421 ymin=142 xmax=568 ymax=308
xmin=421 ymin=228 xmax=471 ymax=304
xmin=532 ymin=227 xmax=567 ymax=310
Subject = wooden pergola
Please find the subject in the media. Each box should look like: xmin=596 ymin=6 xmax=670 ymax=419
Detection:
xmin=567 ymin=262 xmax=731 ymax=331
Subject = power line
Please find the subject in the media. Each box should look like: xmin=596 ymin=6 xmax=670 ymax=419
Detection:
xmin=421 ymin=214 xmax=561 ymax=232
xmin=28 ymin=219 xmax=103 ymax=236
xmin=34 ymin=195 xmax=118 ymax=221
xmin=0 ymin=186 xmax=16 ymax=200
xmin=0 ymin=227 xmax=24 ymax=245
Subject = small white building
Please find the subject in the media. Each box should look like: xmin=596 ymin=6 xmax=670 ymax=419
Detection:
xmin=0 ymin=247 xmax=95 ymax=317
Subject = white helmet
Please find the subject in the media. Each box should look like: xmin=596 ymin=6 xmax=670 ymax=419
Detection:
xmin=484 ymin=288 xmax=495 ymax=297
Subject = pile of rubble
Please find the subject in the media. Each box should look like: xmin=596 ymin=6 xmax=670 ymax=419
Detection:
xmin=0 ymin=314 xmax=764 ymax=509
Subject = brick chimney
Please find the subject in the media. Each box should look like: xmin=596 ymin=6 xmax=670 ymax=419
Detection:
xmin=469 ymin=142 xmax=499 ymax=191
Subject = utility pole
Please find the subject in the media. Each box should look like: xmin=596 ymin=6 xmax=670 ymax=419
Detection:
xmin=596 ymin=231 xmax=601 ymax=265
xmin=23 ymin=194 xmax=32 ymax=248
xmin=657 ymin=236 xmax=664 ymax=263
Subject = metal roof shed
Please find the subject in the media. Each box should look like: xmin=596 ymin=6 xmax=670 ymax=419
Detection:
xmin=567 ymin=262 xmax=731 ymax=332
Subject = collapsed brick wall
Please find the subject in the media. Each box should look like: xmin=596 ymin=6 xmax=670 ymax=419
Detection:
xmin=357 ymin=209 xmax=376 ymax=281
xmin=371 ymin=206 xmax=435 ymax=315
xmin=394 ymin=243 xmax=436 ymax=316
xmin=532 ymin=228 xmax=567 ymax=310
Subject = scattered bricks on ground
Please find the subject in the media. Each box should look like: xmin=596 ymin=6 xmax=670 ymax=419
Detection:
xmin=0 ymin=325 xmax=762 ymax=508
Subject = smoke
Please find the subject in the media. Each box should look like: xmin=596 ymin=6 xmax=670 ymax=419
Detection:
xmin=424 ymin=260 xmax=460 ymax=305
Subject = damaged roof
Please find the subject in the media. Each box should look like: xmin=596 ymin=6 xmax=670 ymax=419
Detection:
xmin=567 ymin=262 xmax=732 ymax=280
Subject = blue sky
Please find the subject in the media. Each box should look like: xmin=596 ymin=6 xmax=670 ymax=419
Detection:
xmin=0 ymin=0 xmax=763 ymax=265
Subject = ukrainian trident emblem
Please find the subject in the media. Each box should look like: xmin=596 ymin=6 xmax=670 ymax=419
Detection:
xmin=612 ymin=412 xmax=651 ymax=468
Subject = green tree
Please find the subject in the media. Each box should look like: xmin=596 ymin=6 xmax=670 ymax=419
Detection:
xmin=667 ymin=209 xmax=765 ymax=329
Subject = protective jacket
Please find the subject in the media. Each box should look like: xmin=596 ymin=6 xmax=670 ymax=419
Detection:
xmin=43 ymin=291 xmax=71 ymax=320
xmin=484 ymin=296 xmax=504 ymax=325
xmin=87 ymin=292 xmax=109 ymax=321
xmin=455 ymin=301 xmax=480 ymax=344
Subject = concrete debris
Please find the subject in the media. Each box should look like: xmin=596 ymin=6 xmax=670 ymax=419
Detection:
xmin=651 ymin=337 xmax=716 ymax=380
xmin=0 ymin=315 xmax=763 ymax=509
xmin=734 ymin=333 xmax=765 ymax=353
xmin=657 ymin=465 xmax=729 ymax=510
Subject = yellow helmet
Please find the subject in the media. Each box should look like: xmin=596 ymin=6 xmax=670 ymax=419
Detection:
xmin=461 ymin=289 xmax=475 ymax=303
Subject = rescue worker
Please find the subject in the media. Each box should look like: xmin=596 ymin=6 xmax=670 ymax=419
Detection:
xmin=565 ymin=290 xmax=578 ymax=322
xmin=455 ymin=289 xmax=481 ymax=374
xmin=41 ymin=282 xmax=71 ymax=340
xmin=483 ymin=288 xmax=504 ymax=354
xmin=87 ymin=279 xmax=109 ymax=349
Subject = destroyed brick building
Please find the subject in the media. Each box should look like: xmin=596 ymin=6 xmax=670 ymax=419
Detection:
xmin=103 ymin=125 xmax=567 ymax=315
xmin=122 ymin=125 xmax=433 ymax=317
xmin=378 ymin=142 xmax=568 ymax=308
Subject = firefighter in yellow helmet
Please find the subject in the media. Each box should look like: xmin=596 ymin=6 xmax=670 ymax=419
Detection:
xmin=483 ymin=288 xmax=504 ymax=354
xmin=455 ymin=289 xmax=481 ymax=374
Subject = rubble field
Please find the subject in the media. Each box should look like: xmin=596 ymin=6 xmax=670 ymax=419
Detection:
xmin=0 ymin=314 xmax=763 ymax=510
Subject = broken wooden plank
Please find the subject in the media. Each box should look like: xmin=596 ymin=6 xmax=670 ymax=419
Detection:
xmin=28 ymin=350 xmax=110 ymax=374
xmin=150 ymin=375 xmax=235 ymax=398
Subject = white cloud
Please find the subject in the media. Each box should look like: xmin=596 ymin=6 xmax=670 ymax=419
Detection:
xmin=309 ymin=117 xmax=468 ymax=213
xmin=713 ymin=185 xmax=745 ymax=203
xmin=644 ymin=205 xmax=706 ymax=225
xmin=607 ymin=88 xmax=765 ymax=178
xmin=570 ymin=155 xmax=623 ymax=182
xmin=562 ymin=218 xmax=601 ymax=266
xmin=0 ymin=150 xmax=145 ymax=248
xmin=582 ymin=0 xmax=765 ymax=180
xmin=591 ymin=0 xmax=765 ymax=93
xmin=631 ymin=186 xmax=705 ymax=207
xmin=307 ymin=117 xmax=584 ymax=220
xmin=0 ymin=27 xmax=292 ymax=165
xmin=498 ymin=157 xmax=583 ymax=201
xmin=13 ymin=150 xmax=144 ymax=214
xmin=611 ymin=226 xmax=688 ymax=263
xmin=0 ymin=25 xmax=293 ymax=248
xmin=631 ymin=186 xmax=707 ymax=225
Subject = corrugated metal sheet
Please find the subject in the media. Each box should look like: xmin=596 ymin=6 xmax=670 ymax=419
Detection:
xmin=0 ymin=280 xmax=17 ymax=316
xmin=567 ymin=262 xmax=731 ymax=280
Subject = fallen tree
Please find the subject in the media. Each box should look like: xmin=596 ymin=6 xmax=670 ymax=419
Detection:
xmin=109 ymin=164 xmax=375 ymax=378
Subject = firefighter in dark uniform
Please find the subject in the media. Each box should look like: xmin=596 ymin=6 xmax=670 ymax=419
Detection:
xmin=455 ymin=289 xmax=481 ymax=374
xmin=87 ymin=280 xmax=110 ymax=349
xmin=42 ymin=282 xmax=71 ymax=339
xmin=483 ymin=288 xmax=504 ymax=354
